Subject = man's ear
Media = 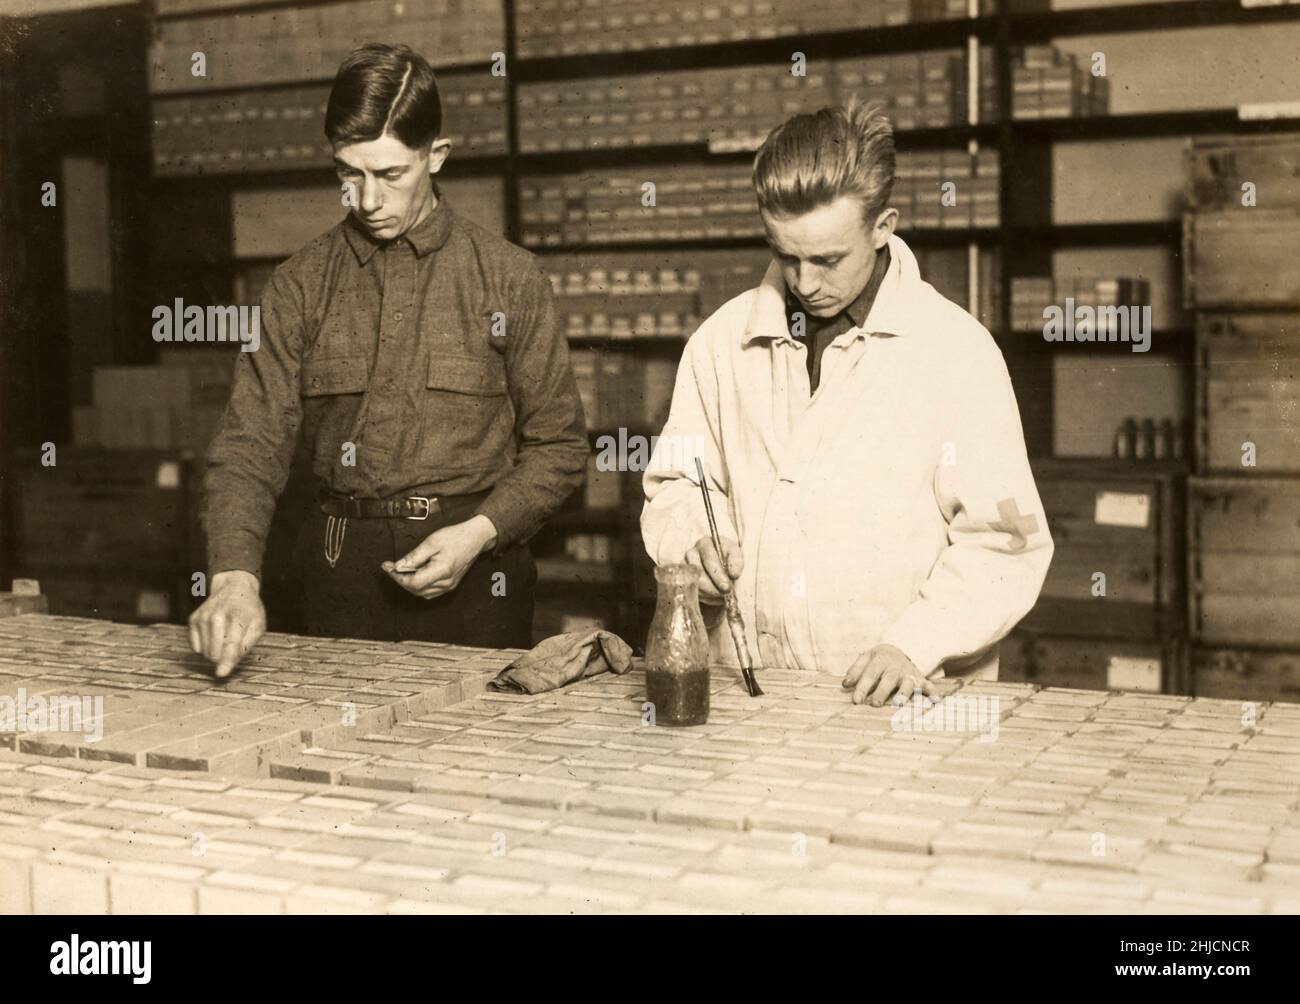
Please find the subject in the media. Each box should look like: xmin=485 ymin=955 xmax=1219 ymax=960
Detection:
xmin=873 ymin=207 xmax=898 ymax=249
xmin=428 ymin=137 xmax=453 ymax=174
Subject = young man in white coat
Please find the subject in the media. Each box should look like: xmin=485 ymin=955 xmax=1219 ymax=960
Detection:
xmin=641 ymin=100 xmax=1053 ymax=706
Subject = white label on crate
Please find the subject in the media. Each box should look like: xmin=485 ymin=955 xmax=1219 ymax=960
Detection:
xmin=10 ymin=579 xmax=40 ymax=596
xmin=136 ymin=591 xmax=170 ymax=621
xmin=1094 ymin=491 xmax=1150 ymax=528
xmin=1238 ymin=101 xmax=1300 ymax=120
xmin=156 ymin=461 xmax=181 ymax=490
xmin=1107 ymin=656 xmax=1161 ymax=692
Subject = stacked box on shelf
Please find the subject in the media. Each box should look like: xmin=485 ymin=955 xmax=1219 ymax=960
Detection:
xmin=519 ymin=163 xmax=761 ymax=247
xmin=151 ymin=72 xmax=507 ymax=176
xmin=893 ymin=148 xmax=997 ymax=230
xmin=542 ymin=249 xmax=770 ymax=339
xmin=518 ymin=63 xmax=831 ymax=154
xmin=149 ymin=0 xmax=504 ymax=92
xmin=1012 ymin=46 xmax=1108 ymax=120
xmin=1195 ymin=313 xmax=1300 ymax=475
xmin=1010 ymin=275 xmax=1152 ymax=332
xmin=567 ymin=351 xmax=677 ymax=431
xmin=10 ymin=449 xmax=201 ymax=625
xmin=913 ymin=246 xmax=1000 ymax=330
xmin=513 ymin=0 xmax=973 ymax=59
xmin=1189 ymin=477 xmax=1300 ymax=650
xmin=1183 ymin=133 xmax=1300 ymax=699
xmin=999 ymin=632 xmax=1176 ymax=693
xmin=832 ymin=50 xmax=968 ymax=132
xmin=1022 ymin=461 xmax=1185 ymax=642
xmin=73 ymin=358 xmax=232 ymax=455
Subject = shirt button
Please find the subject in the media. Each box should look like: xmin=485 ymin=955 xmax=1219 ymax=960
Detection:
xmin=393 ymin=311 xmax=404 ymax=321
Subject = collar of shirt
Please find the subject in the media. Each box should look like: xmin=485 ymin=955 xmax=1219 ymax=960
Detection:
xmin=783 ymin=242 xmax=890 ymax=338
xmin=342 ymin=186 xmax=455 ymax=265
xmin=742 ymin=232 xmax=918 ymax=346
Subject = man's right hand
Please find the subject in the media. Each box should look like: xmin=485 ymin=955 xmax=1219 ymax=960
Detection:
xmin=189 ymin=570 xmax=266 ymax=679
xmin=685 ymin=536 xmax=743 ymax=604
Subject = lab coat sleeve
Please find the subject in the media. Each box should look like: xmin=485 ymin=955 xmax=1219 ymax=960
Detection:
xmin=640 ymin=320 xmax=737 ymax=566
xmin=878 ymin=341 xmax=1053 ymax=676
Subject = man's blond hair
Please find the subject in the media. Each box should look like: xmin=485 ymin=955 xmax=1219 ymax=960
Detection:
xmin=752 ymin=98 xmax=895 ymax=227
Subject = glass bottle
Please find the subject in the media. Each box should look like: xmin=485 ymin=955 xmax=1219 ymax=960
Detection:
xmin=644 ymin=563 xmax=711 ymax=726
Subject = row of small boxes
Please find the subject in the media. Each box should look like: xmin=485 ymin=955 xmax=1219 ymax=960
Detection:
xmin=513 ymin=0 xmax=981 ymax=58
xmin=563 ymin=533 xmax=616 ymax=564
xmin=151 ymin=72 xmax=508 ymax=176
xmin=832 ymin=50 xmax=970 ymax=133
xmin=893 ymin=148 xmax=999 ymax=229
xmin=519 ymin=163 xmax=762 ymax=247
xmin=516 ymin=49 xmax=970 ymax=154
xmin=149 ymin=0 xmax=505 ymax=93
xmin=569 ymin=351 xmax=677 ymax=430
xmin=520 ymin=148 xmax=998 ymax=248
xmin=73 ymin=350 xmax=235 ymax=454
xmin=1010 ymin=275 xmax=1151 ymax=332
xmin=518 ymin=64 xmax=832 ymax=154
xmin=544 ymin=249 xmax=769 ymax=338
xmin=1012 ymin=46 xmax=1110 ymax=119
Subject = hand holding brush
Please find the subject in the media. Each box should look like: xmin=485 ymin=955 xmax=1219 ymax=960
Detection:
xmin=694 ymin=459 xmax=763 ymax=698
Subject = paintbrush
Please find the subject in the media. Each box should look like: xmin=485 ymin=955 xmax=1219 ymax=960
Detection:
xmin=695 ymin=458 xmax=763 ymax=698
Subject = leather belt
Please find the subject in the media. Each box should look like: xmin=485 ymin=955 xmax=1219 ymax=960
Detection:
xmin=319 ymin=495 xmax=440 ymax=520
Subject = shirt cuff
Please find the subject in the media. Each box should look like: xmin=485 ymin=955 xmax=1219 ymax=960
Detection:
xmin=207 ymin=529 xmax=266 ymax=583
xmin=473 ymin=488 xmax=532 ymax=554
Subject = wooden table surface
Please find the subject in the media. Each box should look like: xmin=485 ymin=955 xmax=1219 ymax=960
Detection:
xmin=2 ymin=614 xmax=1298 ymax=914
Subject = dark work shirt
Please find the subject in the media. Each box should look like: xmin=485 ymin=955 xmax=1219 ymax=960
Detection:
xmin=785 ymin=244 xmax=892 ymax=393
xmin=202 ymin=191 xmax=590 ymax=578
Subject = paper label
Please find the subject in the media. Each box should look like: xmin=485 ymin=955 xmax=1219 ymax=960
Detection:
xmin=156 ymin=461 xmax=181 ymax=490
xmin=1094 ymin=491 xmax=1150 ymax=528
xmin=1238 ymin=100 xmax=1300 ymax=120
xmin=136 ymin=591 xmax=170 ymax=620
xmin=1107 ymin=656 xmax=1161 ymax=693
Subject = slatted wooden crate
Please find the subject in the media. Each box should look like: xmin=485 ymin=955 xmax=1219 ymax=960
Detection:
xmin=1189 ymin=476 xmax=1300 ymax=647
xmin=1195 ymin=312 xmax=1300 ymax=475
xmin=999 ymin=630 xmax=1181 ymax=693
xmin=1184 ymin=210 xmax=1300 ymax=309
xmin=1192 ymin=645 xmax=1300 ymax=703
xmin=1188 ymin=133 xmax=1300 ymax=212
xmin=1020 ymin=461 xmax=1185 ymax=640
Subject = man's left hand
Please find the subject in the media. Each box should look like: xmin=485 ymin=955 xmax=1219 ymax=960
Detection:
xmin=842 ymin=644 xmax=935 ymax=706
xmin=383 ymin=515 xmax=498 ymax=599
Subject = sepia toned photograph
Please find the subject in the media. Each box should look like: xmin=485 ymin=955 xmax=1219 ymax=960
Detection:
xmin=0 ymin=0 xmax=1297 ymax=947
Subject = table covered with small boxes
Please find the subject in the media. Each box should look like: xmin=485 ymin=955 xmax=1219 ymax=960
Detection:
xmin=1 ymin=614 xmax=1298 ymax=914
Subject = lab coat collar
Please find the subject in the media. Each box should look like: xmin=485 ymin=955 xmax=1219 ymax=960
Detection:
xmin=742 ymin=232 xmax=918 ymax=346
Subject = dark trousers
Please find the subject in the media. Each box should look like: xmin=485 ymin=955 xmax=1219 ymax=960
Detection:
xmin=292 ymin=491 xmax=536 ymax=649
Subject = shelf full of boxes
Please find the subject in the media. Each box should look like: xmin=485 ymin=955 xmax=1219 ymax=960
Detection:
xmin=11 ymin=0 xmax=1300 ymax=668
xmin=1183 ymin=132 xmax=1300 ymax=703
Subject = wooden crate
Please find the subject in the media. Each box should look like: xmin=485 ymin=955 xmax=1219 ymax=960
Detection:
xmin=1189 ymin=476 xmax=1300 ymax=647
xmin=1192 ymin=645 xmax=1300 ymax=703
xmin=1195 ymin=312 xmax=1300 ymax=475
xmin=1188 ymin=133 xmax=1300 ymax=212
xmin=1184 ymin=210 xmax=1300 ymax=309
xmin=1019 ymin=461 xmax=1185 ymax=640
xmin=999 ymin=630 xmax=1182 ymax=694
xmin=12 ymin=448 xmax=200 ymax=576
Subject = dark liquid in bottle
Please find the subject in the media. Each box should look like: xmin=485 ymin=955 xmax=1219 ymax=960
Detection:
xmin=645 ymin=666 xmax=710 ymax=727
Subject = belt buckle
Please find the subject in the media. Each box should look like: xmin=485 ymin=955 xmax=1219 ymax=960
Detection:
xmin=404 ymin=496 xmax=433 ymax=520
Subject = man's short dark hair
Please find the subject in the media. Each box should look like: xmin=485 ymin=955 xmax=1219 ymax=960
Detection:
xmin=325 ymin=43 xmax=442 ymax=149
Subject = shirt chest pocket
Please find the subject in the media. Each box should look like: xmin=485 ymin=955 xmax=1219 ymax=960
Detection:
xmin=301 ymin=354 xmax=369 ymax=397
xmin=426 ymin=354 xmax=508 ymax=396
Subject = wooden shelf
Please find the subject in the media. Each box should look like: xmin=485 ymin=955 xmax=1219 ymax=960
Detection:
xmin=1012 ymin=108 xmax=1300 ymax=142
xmin=534 ymin=559 xmax=618 ymax=585
xmin=511 ymin=16 xmax=999 ymax=83
xmin=1009 ymin=0 xmax=1300 ymax=40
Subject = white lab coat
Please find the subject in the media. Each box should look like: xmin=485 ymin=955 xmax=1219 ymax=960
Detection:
xmin=641 ymin=234 xmax=1053 ymax=680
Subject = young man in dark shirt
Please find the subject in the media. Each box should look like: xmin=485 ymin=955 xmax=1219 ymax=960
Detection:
xmin=190 ymin=44 xmax=589 ymax=677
